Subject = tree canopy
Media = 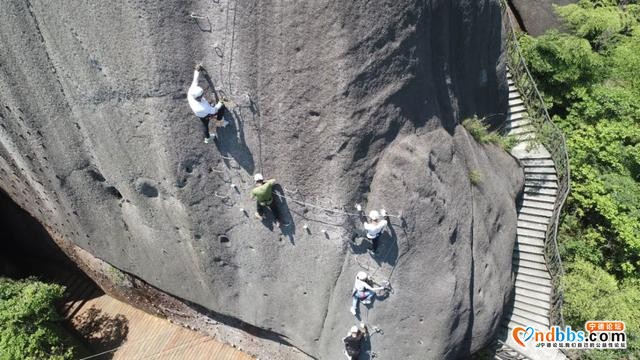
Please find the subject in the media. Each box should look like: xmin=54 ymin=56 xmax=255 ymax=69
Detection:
xmin=0 ymin=278 xmax=76 ymax=360
xmin=519 ymin=0 xmax=640 ymax=357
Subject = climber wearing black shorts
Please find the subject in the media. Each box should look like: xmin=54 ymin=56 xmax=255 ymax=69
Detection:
xmin=343 ymin=324 xmax=368 ymax=359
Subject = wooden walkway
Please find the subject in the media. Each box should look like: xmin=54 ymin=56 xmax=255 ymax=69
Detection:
xmin=59 ymin=273 xmax=254 ymax=360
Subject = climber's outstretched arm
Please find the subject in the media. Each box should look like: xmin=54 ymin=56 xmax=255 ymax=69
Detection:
xmin=192 ymin=70 xmax=200 ymax=88
xmin=192 ymin=63 xmax=204 ymax=88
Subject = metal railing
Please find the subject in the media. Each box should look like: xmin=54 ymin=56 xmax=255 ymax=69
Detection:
xmin=500 ymin=0 xmax=571 ymax=329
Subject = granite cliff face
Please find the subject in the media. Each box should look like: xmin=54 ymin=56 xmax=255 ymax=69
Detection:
xmin=0 ymin=0 xmax=522 ymax=358
xmin=510 ymin=0 xmax=577 ymax=35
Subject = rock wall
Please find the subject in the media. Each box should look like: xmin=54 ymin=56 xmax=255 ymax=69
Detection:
xmin=510 ymin=0 xmax=577 ymax=36
xmin=0 ymin=0 xmax=522 ymax=358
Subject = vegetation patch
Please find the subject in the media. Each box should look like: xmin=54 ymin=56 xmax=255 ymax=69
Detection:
xmin=469 ymin=170 xmax=483 ymax=186
xmin=462 ymin=116 xmax=517 ymax=151
xmin=0 ymin=277 xmax=78 ymax=359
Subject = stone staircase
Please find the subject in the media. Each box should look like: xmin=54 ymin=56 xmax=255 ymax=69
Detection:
xmin=495 ymin=73 xmax=566 ymax=360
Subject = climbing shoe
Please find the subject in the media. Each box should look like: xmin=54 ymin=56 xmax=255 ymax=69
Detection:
xmin=254 ymin=212 xmax=263 ymax=220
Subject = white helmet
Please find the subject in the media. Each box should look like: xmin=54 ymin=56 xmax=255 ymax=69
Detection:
xmin=356 ymin=271 xmax=367 ymax=280
xmin=189 ymin=86 xmax=204 ymax=98
xmin=254 ymin=173 xmax=264 ymax=182
xmin=350 ymin=326 xmax=359 ymax=334
xmin=368 ymin=210 xmax=381 ymax=221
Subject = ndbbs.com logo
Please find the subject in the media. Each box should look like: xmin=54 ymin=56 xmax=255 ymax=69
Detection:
xmin=511 ymin=322 xmax=626 ymax=350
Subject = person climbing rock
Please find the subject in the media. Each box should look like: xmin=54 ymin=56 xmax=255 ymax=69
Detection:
xmin=250 ymin=173 xmax=281 ymax=226
xmin=343 ymin=323 xmax=368 ymax=360
xmin=361 ymin=209 xmax=388 ymax=254
xmin=350 ymin=271 xmax=385 ymax=316
xmin=187 ymin=63 xmax=228 ymax=144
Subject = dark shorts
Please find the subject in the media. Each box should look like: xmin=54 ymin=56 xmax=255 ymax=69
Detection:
xmin=198 ymin=105 xmax=227 ymax=138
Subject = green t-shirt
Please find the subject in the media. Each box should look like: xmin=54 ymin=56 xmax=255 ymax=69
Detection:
xmin=251 ymin=179 xmax=275 ymax=205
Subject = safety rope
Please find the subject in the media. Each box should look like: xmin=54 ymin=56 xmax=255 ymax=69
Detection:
xmin=211 ymin=171 xmax=404 ymax=300
xmin=273 ymin=188 xmax=403 ymax=290
xmin=363 ymin=304 xmax=369 ymax=323
xmin=212 ymin=167 xmax=405 ymax=287
xmin=217 ymin=0 xmax=231 ymax=89
xmin=211 ymin=162 xmax=403 ymax=221
xmin=226 ymin=0 xmax=238 ymax=95
xmin=274 ymin=189 xmax=403 ymax=220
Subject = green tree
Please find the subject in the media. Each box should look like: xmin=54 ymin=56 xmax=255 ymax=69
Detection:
xmin=519 ymin=31 xmax=603 ymax=113
xmin=563 ymin=261 xmax=640 ymax=358
xmin=0 ymin=278 xmax=76 ymax=360
xmin=519 ymin=0 xmax=640 ymax=357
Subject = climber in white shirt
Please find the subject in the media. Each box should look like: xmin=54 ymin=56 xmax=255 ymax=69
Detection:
xmin=360 ymin=208 xmax=388 ymax=254
xmin=350 ymin=271 xmax=385 ymax=316
xmin=187 ymin=63 xmax=228 ymax=143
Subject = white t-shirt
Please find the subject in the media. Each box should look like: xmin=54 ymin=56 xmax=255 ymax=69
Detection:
xmin=187 ymin=70 xmax=220 ymax=118
xmin=353 ymin=278 xmax=374 ymax=292
xmin=364 ymin=219 xmax=387 ymax=239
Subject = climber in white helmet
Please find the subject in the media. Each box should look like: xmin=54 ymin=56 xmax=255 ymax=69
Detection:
xmin=350 ymin=271 xmax=385 ymax=316
xmin=342 ymin=323 xmax=368 ymax=359
xmin=250 ymin=173 xmax=282 ymax=226
xmin=187 ymin=63 xmax=228 ymax=144
xmin=361 ymin=208 xmax=388 ymax=254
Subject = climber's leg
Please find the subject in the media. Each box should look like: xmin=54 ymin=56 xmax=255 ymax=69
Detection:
xmin=350 ymin=296 xmax=358 ymax=315
xmin=370 ymin=234 xmax=380 ymax=253
xmin=213 ymin=102 xmax=229 ymax=128
xmin=200 ymin=115 xmax=218 ymax=143
xmin=199 ymin=116 xmax=211 ymax=141
xmin=269 ymin=201 xmax=281 ymax=224
xmin=214 ymin=102 xmax=226 ymax=120
xmin=255 ymin=202 xmax=265 ymax=219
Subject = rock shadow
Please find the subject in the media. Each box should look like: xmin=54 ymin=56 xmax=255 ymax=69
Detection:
xmin=200 ymin=72 xmax=255 ymax=173
xmin=488 ymin=191 xmax=522 ymax=356
xmin=361 ymin=332 xmax=374 ymax=360
xmin=253 ymin=185 xmax=296 ymax=243
xmin=491 ymin=247 xmax=519 ymax=357
xmin=75 ymin=306 xmax=129 ymax=357
xmin=273 ymin=184 xmax=295 ymax=244
xmin=375 ymin=223 xmax=399 ymax=268
xmin=349 ymin=222 xmax=399 ymax=269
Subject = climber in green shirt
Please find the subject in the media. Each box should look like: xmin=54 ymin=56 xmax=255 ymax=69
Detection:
xmin=251 ymin=173 xmax=281 ymax=226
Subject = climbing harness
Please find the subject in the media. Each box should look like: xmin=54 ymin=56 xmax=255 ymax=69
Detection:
xmin=371 ymin=326 xmax=383 ymax=337
xmin=189 ymin=13 xmax=211 ymax=32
